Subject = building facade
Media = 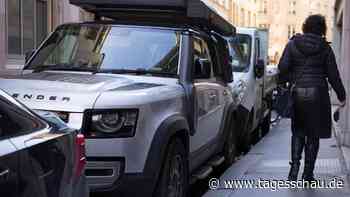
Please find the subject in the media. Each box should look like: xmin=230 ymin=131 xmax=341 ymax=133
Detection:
xmin=206 ymin=0 xmax=233 ymax=23
xmin=207 ymin=0 xmax=258 ymax=28
xmin=0 ymin=0 xmax=82 ymax=74
xmin=0 ymin=0 xmax=339 ymax=72
xmin=231 ymin=0 xmax=258 ymax=27
xmin=333 ymin=0 xmax=350 ymax=147
xmin=208 ymin=0 xmax=334 ymax=64
xmin=255 ymin=0 xmax=334 ymax=64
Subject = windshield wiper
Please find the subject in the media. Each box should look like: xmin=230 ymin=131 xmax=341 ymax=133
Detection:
xmin=95 ymin=68 xmax=177 ymax=77
xmin=31 ymin=64 xmax=97 ymax=73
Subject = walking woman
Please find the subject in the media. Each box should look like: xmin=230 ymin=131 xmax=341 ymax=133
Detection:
xmin=278 ymin=15 xmax=347 ymax=181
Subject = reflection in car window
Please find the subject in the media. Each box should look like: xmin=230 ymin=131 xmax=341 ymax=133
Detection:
xmin=0 ymin=94 xmax=46 ymax=138
xmin=193 ymin=37 xmax=214 ymax=78
xmin=230 ymin=34 xmax=252 ymax=72
xmin=27 ymin=25 xmax=181 ymax=76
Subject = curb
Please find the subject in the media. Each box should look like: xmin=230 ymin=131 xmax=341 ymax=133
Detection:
xmin=333 ymin=121 xmax=350 ymax=189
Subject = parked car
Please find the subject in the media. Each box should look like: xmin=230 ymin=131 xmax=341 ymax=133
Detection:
xmin=0 ymin=89 xmax=88 ymax=197
xmin=0 ymin=0 xmax=238 ymax=196
xmin=227 ymin=27 xmax=277 ymax=152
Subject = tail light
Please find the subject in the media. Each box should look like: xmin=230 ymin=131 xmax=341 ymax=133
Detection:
xmin=75 ymin=133 xmax=86 ymax=178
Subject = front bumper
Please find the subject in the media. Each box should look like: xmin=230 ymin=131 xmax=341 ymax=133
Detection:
xmin=85 ymin=157 xmax=125 ymax=191
xmin=86 ymin=157 xmax=155 ymax=196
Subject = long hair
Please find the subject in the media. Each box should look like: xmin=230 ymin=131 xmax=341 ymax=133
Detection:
xmin=302 ymin=14 xmax=327 ymax=37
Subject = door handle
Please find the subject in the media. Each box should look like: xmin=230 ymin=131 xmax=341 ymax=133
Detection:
xmin=0 ymin=169 xmax=9 ymax=180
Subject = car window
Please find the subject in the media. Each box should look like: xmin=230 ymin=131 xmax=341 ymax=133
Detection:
xmin=0 ymin=94 xmax=46 ymax=139
xmin=27 ymin=25 xmax=181 ymax=76
xmin=255 ymin=38 xmax=261 ymax=63
xmin=193 ymin=36 xmax=214 ymax=78
xmin=230 ymin=34 xmax=252 ymax=72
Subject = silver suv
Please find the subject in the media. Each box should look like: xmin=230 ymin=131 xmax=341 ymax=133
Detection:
xmin=0 ymin=2 xmax=238 ymax=196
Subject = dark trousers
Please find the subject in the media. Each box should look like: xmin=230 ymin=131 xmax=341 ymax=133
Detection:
xmin=288 ymin=135 xmax=320 ymax=180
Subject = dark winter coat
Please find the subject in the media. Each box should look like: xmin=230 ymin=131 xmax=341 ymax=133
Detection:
xmin=278 ymin=33 xmax=346 ymax=138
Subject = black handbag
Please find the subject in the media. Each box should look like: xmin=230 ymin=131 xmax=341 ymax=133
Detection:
xmin=279 ymin=48 xmax=309 ymax=119
xmin=280 ymin=84 xmax=296 ymax=118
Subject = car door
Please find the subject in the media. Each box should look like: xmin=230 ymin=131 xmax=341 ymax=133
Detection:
xmin=0 ymin=91 xmax=74 ymax=197
xmin=11 ymin=132 xmax=74 ymax=197
xmin=253 ymin=37 xmax=264 ymax=128
xmin=0 ymin=92 xmax=45 ymax=197
xmin=190 ymin=36 xmax=226 ymax=153
xmin=0 ymin=138 xmax=19 ymax=197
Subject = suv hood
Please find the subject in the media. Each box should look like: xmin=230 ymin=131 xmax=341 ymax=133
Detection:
xmin=0 ymin=71 xmax=174 ymax=112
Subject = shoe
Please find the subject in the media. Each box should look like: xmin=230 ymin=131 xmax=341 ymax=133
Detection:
xmin=302 ymin=137 xmax=319 ymax=181
xmin=288 ymin=136 xmax=305 ymax=180
xmin=288 ymin=161 xmax=300 ymax=181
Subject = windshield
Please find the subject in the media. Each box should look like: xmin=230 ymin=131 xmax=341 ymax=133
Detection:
xmin=27 ymin=24 xmax=181 ymax=76
xmin=229 ymin=34 xmax=252 ymax=72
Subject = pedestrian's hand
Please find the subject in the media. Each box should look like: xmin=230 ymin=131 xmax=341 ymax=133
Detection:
xmin=340 ymin=100 xmax=346 ymax=108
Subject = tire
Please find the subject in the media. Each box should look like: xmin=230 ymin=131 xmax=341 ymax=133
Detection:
xmin=261 ymin=110 xmax=271 ymax=136
xmin=222 ymin=118 xmax=238 ymax=168
xmin=155 ymin=138 xmax=188 ymax=197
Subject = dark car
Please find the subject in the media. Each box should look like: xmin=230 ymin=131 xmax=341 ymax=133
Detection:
xmin=0 ymin=90 xmax=88 ymax=197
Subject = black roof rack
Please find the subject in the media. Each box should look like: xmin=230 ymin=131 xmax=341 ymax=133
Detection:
xmin=69 ymin=0 xmax=235 ymax=36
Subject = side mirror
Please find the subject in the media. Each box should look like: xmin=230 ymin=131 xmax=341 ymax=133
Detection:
xmin=255 ymin=59 xmax=265 ymax=78
xmin=25 ymin=50 xmax=35 ymax=64
xmin=194 ymin=58 xmax=211 ymax=79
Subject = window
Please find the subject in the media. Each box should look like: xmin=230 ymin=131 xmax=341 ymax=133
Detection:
xmin=259 ymin=24 xmax=270 ymax=29
xmin=255 ymin=38 xmax=260 ymax=63
xmin=248 ymin=11 xmax=251 ymax=26
xmin=28 ymin=25 xmax=181 ymax=76
xmin=253 ymin=14 xmax=257 ymax=27
xmin=289 ymin=0 xmax=296 ymax=15
xmin=7 ymin=0 xmax=48 ymax=57
xmin=288 ymin=25 xmax=296 ymax=39
xmin=263 ymin=0 xmax=268 ymax=14
xmin=230 ymin=34 xmax=252 ymax=72
xmin=240 ymin=8 xmax=245 ymax=26
xmin=0 ymin=93 xmax=46 ymax=139
xmin=192 ymin=36 xmax=214 ymax=78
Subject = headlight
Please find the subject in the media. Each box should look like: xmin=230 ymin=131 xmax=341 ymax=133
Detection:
xmin=84 ymin=109 xmax=138 ymax=138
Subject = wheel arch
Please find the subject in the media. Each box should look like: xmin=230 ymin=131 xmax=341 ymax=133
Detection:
xmin=143 ymin=114 xmax=190 ymax=193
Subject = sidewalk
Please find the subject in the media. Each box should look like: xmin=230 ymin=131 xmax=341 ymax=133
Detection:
xmin=204 ymin=119 xmax=350 ymax=197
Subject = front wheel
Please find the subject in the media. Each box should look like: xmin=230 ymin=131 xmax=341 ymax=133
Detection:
xmin=155 ymin=138 xmax=188 ymax=197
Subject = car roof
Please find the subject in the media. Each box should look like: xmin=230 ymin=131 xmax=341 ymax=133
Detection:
xmin=59 ymin=21 xmax=201 ymax=33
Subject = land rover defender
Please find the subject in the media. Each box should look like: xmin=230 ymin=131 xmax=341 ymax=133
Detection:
xmin=0 ymin=0 xmax=239 ymax=196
